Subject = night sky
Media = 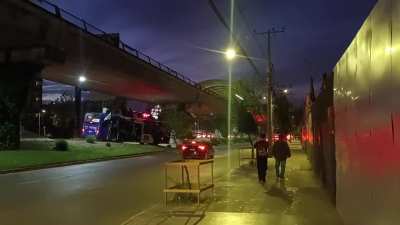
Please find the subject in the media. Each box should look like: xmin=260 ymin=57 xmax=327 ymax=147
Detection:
xmin=47 ymin=0 xmax=377 ymax=102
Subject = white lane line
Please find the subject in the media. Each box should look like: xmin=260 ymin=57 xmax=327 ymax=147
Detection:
xmin=18 ymin=180 xmax=40 ymax=185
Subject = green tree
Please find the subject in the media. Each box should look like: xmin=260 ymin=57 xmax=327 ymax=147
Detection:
xmin=237 ymin=107 xmax=258 ymax=157
xmin=273 ymin=93 xmax=292 ymax=134
xmin=292 ymin=106 xmax=305 ymax=135
xmin=208 ymin=113 xmax=228 ymax=138
xmin=0 ymin=63 xmax=42 ymax=150
xmin=160 ymin=106 xmax=194 ymax=139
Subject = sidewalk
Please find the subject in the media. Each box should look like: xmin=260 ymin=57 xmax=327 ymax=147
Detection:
xmin=122 ymin=145 xmax=343 ymax=225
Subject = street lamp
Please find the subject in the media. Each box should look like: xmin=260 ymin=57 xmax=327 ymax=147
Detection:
xmin=38 ymin=109 xmax=46 ymax=136
xmin=283 ymin=89 xmax=289 ymax=94
xmin=225 ymin=47 xmax=236 ymax=152
xmin=78 ymin=75 xmax=86 ymax=83
xmin=225 ymin=48 xmax=237 ymax=61
xmin=75 ymin=75 xmax=86 ymax=137
xmin=235 ymin=94 xmax=244 ymax=101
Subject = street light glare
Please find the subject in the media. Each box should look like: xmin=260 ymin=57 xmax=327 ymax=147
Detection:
xmin=283 ymin=89 xmax=289 ymax=94
xmin=225 ymin=48 xmax=236 ymax=60
xmin=235 ymin=94 xmax=244 ymax=101
xmin=79 ymin=76 xmax=87 ymax=83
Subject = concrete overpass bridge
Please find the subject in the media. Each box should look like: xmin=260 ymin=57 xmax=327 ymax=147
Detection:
xmin=0 ymin=0 xmax=227 ymax=148
xmin=0 ymin=0 xmax=225 ymax=111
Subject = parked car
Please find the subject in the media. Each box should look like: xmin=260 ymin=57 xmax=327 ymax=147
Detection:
xmin=179 ymin=139 xmax=214 ymax=160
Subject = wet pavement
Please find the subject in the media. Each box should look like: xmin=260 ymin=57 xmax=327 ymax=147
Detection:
xmin=0 ymin=144 xmax=238 ymax=225
xmin=122 ymin=143 xmax=344 ymax=225
xmin=0 ymin=142 xmax=342 ymax=225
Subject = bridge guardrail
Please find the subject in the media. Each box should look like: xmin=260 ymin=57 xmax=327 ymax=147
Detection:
xmin=28 ymin=0 xmax=213 ymax=94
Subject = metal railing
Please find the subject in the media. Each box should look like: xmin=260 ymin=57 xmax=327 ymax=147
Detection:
xmin=28 ymin=0 xmax=223 ymax=98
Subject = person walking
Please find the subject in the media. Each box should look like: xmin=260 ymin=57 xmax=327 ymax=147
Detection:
xmin=272 ymin=134 xmax=291 ymax=179
xmin=254 ymin=133 xmax=270 ymax=183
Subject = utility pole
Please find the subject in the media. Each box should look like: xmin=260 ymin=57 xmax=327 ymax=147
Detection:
xmin=255 ymin=27 xmax=285 ymax=143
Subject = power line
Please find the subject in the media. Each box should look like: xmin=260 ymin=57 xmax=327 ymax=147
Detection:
xmin=236 ymin=4 xmax=267 ymax=58
xmin=207 ymin=0 xmax=262 ymax=77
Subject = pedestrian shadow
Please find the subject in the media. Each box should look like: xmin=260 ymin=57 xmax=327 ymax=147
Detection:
xmin=265 ymin=180 xmax=294 ymax=204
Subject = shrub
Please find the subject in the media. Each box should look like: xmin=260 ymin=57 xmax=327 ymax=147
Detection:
xmin=54 ymin=139 xmax=69 ymax=151
xmin=105 ymin=142 xmax=111 ymax=148
xmin=211 ymin=138 xmax=221 ymax=146
xmin=86 ymin=136 xmax=96 ymax=144
xmin=0 ymin=122 xmax=18 ymax=150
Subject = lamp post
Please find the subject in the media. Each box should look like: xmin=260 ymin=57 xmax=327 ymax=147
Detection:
xmin=38 ymin=109 xmax=46 ymax=136
xmin=225 ymin=48 xmax=237 ymax=61
xmin=225 ymin=48 xmax=236 ymax=149
xmin=75 ymin=75 xmax=86 ymax=137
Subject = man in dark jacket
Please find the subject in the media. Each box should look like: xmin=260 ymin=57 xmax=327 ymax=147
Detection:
xmin=272 ymin=134 xmax=291 ymax=179
xmin=254 ymin=133 xmax=269 ymax=183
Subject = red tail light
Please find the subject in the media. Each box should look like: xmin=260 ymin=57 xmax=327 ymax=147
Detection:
xmin=198 ymin=145 xmax=206 ymax=151
xmin=181 ymin=145 xmax=188 ymax=151
xmin=142 ymin=113 xmax=151 ymax=119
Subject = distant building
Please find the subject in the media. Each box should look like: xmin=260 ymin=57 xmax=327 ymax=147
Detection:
xmin=28 ymin=78 xmax=43 ymax=112
xmin=21 ymin=78 xmax=43 ymax=134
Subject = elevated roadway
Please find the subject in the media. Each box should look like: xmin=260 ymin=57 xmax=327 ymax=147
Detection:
xmin=0 ymin=0 xmax=225 ymax=114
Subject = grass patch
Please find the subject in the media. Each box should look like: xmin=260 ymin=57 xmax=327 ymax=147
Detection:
xmin=0 ymin=140 xmax=163 ymax=171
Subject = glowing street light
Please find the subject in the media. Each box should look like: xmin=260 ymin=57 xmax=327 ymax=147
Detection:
xmin=78 ymin=75 xmax=86 ymax=83
xmin=283 ymin=89 xmax=289 ymax=94
xmin=385 ymin=47 xmax=396 ymax=55
xmin=225 ymin=48 xmax=237 ymax=61
xmin=76 ymin=75 xmax=86 ymax=136
xmin=235 ymin=94 xmax=244 ymax=101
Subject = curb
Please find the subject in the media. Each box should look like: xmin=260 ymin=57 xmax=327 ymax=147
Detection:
xmin=0 ymin=150 xmax=166 ymax=174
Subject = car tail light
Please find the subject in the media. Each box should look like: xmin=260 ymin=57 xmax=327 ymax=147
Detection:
xmin=142 ymin=113 xmax=151 ymax=119
xmin=181 ymin=145 xmax=188 ymax=151
xmin=198 ymin=145 xmax=206 ymax=151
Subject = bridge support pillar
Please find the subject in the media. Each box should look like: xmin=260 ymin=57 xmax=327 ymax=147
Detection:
xmin=0 ymin=63 xmax=43 ymax=149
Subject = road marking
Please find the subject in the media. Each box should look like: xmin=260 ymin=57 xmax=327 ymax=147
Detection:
xmin=18 ymin=180 xmax=40 ymax=185
xmin=120 ymin=204 xmax=159 ymax=225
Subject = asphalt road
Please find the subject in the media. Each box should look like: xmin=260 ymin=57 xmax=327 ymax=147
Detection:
xmin=0 ymin=146 xmax=242 ymax=225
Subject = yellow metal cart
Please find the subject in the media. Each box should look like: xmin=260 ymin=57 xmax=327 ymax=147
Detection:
xmin=164 ymin=159 xmax=214 ymax=205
